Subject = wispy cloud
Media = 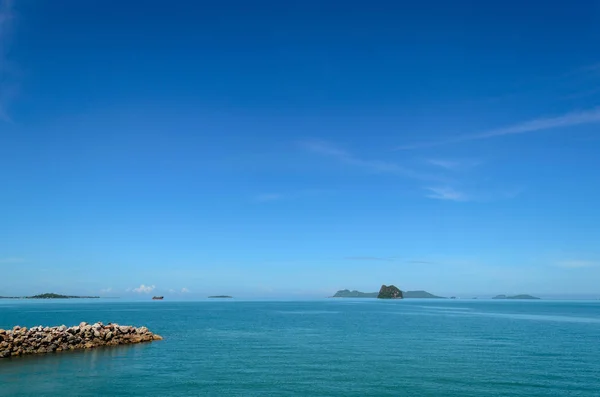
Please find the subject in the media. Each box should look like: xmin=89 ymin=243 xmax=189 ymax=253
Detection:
xmin=181 ymin=287 xmax=190 ymax=293
xmin=567 ymin=62 xmax=600 ymax=77
xmin=426 ymin=159 xmax=461 ymax=169
xmin=253 ymin=189 xmax=335 ymax=203
xmin=424 ymin=186 xmax=468 ymax=202
xmin=561 ymin=87 xmax=600 ymax=100
xmin=254 ymin=193 xmax=284 ymax=202
xmin=407 ymin=260 xmax=435 ymax=264
xmin=132 ymin=284 xmax=156 ymax=293
xmin=301 ymin=140 xmax=440 ymax=181
xmin=344 ymin=256 xmax=395 ymax=261
xmin=0 ymin=0 xmax=16 ymax=122
xmin=424 ymin=186 xmax=521 ymax=202
xmin=0 ymin=256 xmax=24 ymax=263
xmin=426 ymin=158 xmax=481 ymax=170
xmin=397 ymin=107 xmax=600 ymax=150
xmin=100 ymin=287 xmax=112 ymax=293
xmin=557 ymin=260 xmax=597 ymax=269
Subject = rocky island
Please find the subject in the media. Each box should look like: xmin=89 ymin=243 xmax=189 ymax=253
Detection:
xmin=208 ymin=295 xmax=233 ymax=298
xmin=0 ymin=322 xmax=162 ymax=359
xmin=377 ymin=285 xmax=403 ymax=299
xmin=332 ymin=289 xmax=444 ymax=298
xmin=493 ymin=294 xmax=540 ymax=300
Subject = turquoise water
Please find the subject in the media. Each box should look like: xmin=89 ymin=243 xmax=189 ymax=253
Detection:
xmin=1 ymin=299 xmax=599 ymax=396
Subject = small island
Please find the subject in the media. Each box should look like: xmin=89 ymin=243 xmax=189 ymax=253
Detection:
xmin=493 ymin=294 xmax=540 ymax=300
xmin=377 ymin=285 xmax=403 ymax=299
xmin=208 ymin=295 xmax=233 ymax=299
xmin=0 ymin=293 xmax=100 ymax=299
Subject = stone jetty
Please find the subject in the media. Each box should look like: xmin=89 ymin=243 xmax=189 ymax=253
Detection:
xmin=0 ymin=322 xmax=162 ymax=358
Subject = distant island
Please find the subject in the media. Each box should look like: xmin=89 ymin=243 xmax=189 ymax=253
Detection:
xmin=332 ymin=289 xmax=444 ymax=299
xmin=0 ymin=293 xmax=100 ymax=299
xmin=333 ymin=290 xmax=378 ymax=298
xmin=404 ymin=290 xmax=445 ymax=299
xmin=493 ymin=294 xmax=540 ymax=300
xmin=208 ymin=295 xmax=233 ymax=298
xmin=377 ymin=285 xmax=403 ymax=299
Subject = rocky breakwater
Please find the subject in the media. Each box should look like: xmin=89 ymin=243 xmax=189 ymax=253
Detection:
xmin=0 ymin=322 xmax=163 ymax=359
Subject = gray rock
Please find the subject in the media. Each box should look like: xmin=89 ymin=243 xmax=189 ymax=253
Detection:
xmin=0 ymin=323 xmax=162 ymax=359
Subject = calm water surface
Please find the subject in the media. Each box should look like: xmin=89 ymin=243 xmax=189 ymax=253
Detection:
xmin=1 ymin=299 xmax=599 ymax=396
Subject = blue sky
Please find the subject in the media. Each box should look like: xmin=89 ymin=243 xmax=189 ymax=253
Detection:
xmin=1 ymin=1 xmax=600 ymax=298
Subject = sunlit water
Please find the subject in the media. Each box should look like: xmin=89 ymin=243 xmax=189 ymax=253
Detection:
xmin=1 ymin=299 xmax=599 ymax=396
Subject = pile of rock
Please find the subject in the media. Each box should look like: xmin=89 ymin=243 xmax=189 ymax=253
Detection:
xmin=0 ymin=322 xmax=162 ymax=358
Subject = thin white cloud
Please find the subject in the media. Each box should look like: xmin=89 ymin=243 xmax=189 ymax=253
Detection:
xmin=181 ymin=287 xmax=190 ymax=293
xmin=568 ymin=62 xmax=600 ymax=76
xmin=424 ymin=186 xmax=521 ymax=202
xmin=254 ymin=189 xmax=335 ymax=203
xmin=426 ymin=158 xmax=481 ymax=170
xmin=0 ymin=257 xmax=24 ymax=263
xmin=0 ymin=0 xmax=16 ymax=122
xmin=426 ymin=159 xmax=461 ymax=169
xmin=100 ymin=287 xmax=112 ymax=293
xmin=397 ymin=107 xmax=600 ymax=150
xmin=424 ymin=186 xmax=468 ymax=202
xmin=301 ymin=140 xmax=441 ymax=181
xmin=344 ymin=256 xmax=394 ymax=261
xmin=557 ymin=260 xmax=596 ymax=269
xmin=562 ymin=87 xmax=600 ymax=100
xmin=132 ymin=284 xmax=156 ymax=293
xmin=254 ymin=193 xmax=284 ymax=202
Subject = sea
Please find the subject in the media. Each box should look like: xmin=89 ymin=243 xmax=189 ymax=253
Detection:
xmin=1 ymin=299 xmax=599 ymax=396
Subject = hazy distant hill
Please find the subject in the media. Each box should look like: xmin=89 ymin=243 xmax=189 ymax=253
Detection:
xmin=403 ymin=290 xmax=445 ymax=299
xmin=492 ymin=294 xmax=540 ymax=300
xmin=332 ymin=289 xmax=444 ymax=298
xmin=0 ymin=293 xmax=100 ymax=299
xmin=333 ymin=289 xmax=378 ymax=298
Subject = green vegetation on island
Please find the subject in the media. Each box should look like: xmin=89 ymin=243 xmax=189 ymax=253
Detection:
xmin=208 ymin=295 xmax=233 ymax=298
xmin=30 ymin=293 xmax=100 ymax=299
xmin=0 ymin=293 xmax=100 ymax=299
xmin=377 ymin=285 xmax=403 ymax=299
xmin=492 ymin=294 xmax=540 ymax=300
